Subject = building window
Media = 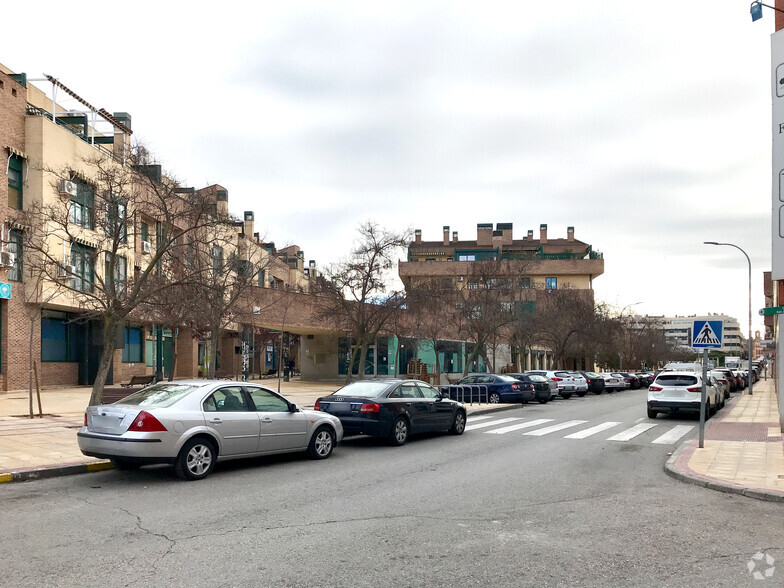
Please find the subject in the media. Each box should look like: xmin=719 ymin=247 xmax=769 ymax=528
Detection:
xmin=70 ymin=243 xmax=94 ymax=292
xmin=105 ymin=196 xmax=127 ymax=243
xmin=425 ymin=258 xmax=436 ymax=262
xmin=70 ymin=181 xmax=94 ymax=229
xmin=520 ymin=277 xmax=531 ymax=289
xmin=545 ymin=277 xmax=557 ymax=290
xmin=467 ymin=280 xmax=479 ymax=290
xmin=7 ymin=154 xmax=23 ymax=209
xmin=212 ymin=245 xmax=223 ymax=277
xmin=122 ymin=327 xmax=143 ymax=363
xmin=8 ymin=229 xmax=22 ymax=282
xmin=140 ymin=221 xmax=148 ymax=243
xmin=41 ymin=310 xmax=78 ymax=362
xmin=458 ymin=254 xmax=476 ymax=261
xmin=105 ymin=253 xmax=127 ymax=294
xmin=258 ymin=269 xmax=266 ymax=287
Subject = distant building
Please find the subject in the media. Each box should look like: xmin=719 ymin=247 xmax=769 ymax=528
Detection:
xmin=644 ymin=314 xmax=746 ymax=355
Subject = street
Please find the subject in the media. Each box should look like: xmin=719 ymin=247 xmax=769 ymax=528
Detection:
xmin=1 ymin=389 xmax=782 ymax=587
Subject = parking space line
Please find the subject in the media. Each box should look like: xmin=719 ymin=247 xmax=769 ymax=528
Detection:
xmin=466 ymin=415 xmax=493 ymax=423
xmin=464 ymin=418 xmax=521 ymax=431
xmin=651 ymin=425 xmax=694 ymax=445
xmin=484 ymin=419 xmax=554 ymax=434
xmin=564 ymin=421 xmax=621 ymax=439
xmin=606 ymin=423 xmax=656 ymax=441
xmin=523 ymin=420 xmax=588 ymax=436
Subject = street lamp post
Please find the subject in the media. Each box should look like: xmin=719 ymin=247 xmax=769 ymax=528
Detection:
xmin=704 ymin=241 xmax=753 ymax=396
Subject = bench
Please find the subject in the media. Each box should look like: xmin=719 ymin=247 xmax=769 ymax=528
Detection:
xmin=120 ymin=374 xmax=155 ymax=388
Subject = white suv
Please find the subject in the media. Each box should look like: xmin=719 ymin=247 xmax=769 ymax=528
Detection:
xmin=647 ymin=371 xmax=722 ymax=419
xmin=526 ymin=370 xmax=577 ymax=399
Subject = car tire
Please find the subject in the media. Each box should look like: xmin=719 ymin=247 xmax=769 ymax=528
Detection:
xmin=593 ymin=390 xmax=603 ymax=395
xmin=537 ymin=398 xmax=548 ymax=404
xmin=560 ymin=393 xmax=572 ymax=399
xmin=577 ymin=391 xmax=587 ymax=397
xmin=307 ymin=426 xmax=335 ymax=459
xmin=705 ymin=400 xmax=713 ymax=419
xmin=110 ymin=458 xmax=140 ymax=471
xmin=388 ymin=416 xmax=409 ymax=446
xmin=175 ymin=437 xmax=217 ymax=481
xmin=449 ymin=411 xmax=466 ymax=435
xmin=488 ymin=392 xmax=501 ymax=404
xmin=647 ymin=407 xmax=657 ymax=419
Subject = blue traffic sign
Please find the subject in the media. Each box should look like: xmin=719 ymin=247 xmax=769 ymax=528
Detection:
xmin=0 ymin=282 xmax=11 ymax=300
xmin=692 ymin=320 xmax=723 ymax=349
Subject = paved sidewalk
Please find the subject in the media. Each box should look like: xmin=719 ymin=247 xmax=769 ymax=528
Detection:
xmin=666 ymin=378 xmax=784 ymax=502
xmin=0 ymin=378 xmax=510 ymax=483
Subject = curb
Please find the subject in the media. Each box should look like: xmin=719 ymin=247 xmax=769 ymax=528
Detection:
xmin=0 ymin=461 xmax=113 ymax=484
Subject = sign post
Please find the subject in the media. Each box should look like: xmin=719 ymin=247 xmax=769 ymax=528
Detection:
xmin=692 ymin=320 xmax=724 ymax=449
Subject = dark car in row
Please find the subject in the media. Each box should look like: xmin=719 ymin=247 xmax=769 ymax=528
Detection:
xmin=443 ymin=374 xmax=538 ymax=404
xmin=315 ymin=379 xmax=466 ymax=446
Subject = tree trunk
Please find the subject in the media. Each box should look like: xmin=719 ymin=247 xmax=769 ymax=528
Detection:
xmin=168 ymin=329 xmax=178 ymax=381
xmin=357 ymin=343 xmax=368 ymax=381
xmin=89 ymin=318 xmax=120 ymax=406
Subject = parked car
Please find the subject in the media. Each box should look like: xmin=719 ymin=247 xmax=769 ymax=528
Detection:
xmin=447 ymin=374 xmax=534 ymax=404
xmin=507 ymin=373 xmax=552 ymax=403
xmin=618 ymin=372 xmax=640 ymax=389
xmin=568 ymin=372 xmax=589 ymax=396
xmin=635 ymin=373 xmax=654 ymax=387
xmin=576 ymin=371 xmax=606 ymax=395
xmin=733 ymin=370 xmax=747 ymax=389
xmin=647 ymin=371 xmax=723 ymax=419
xmin=709 ymin=370 xmax=731 ymax=400
xmin=315 ymin=379 xmax=466 ymax=446
xmin=526 ymin=370 xmax=577 ymax=399
xmin=78 ymin=380 xmax=343 ymax=480
xmin=596 ymin=372 xmax=624 ymax=393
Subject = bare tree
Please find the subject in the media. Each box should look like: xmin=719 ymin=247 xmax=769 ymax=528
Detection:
xmin=19 ymin=148 xmax=225 ymax=405
xmin=533 ymin=287 xmax=595 ymax=370
xmin=315 ymin=221 xmax=410 ymax=383
xmin=405 ymin=277 xmax=458 ymax=382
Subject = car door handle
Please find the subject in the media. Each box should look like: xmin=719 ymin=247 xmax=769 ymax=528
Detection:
xmin=210 ymin=418 xmax=222 ymax=424
xmin=261 ymin=417 xmax=273 ymax=423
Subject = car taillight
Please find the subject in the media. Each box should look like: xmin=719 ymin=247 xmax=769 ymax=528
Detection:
xmin=127 ymin=411 xmax=167 ymax=432
xmin=314 ymin=400 xmax=320 ymax=410
xmin=649 ymin=385 xmax=663 ymax=392
xmin=586 ymin=379 xmax=592 ymax=384
xmin=83 ymin=412 xmax=88 ymax=426
xmin=686 ymin=386 xmax=702 ymax=393
xmin=529 ymin=384 xmax=535 ymax=390
xmin=552 ymin=377 xmax=562 ymax=381
xmin=511 ymin=384 xmax=520 ymax=390
xmin=360 ymin=403 xmax=379 ymax=413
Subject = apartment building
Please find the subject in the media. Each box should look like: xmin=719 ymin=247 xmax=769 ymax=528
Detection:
xmin=0 ymin=64 xmax=315 ymax=392
xmin=646 ymin=314 xmax=746 ymax=355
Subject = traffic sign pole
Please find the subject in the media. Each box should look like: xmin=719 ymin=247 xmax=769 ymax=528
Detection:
xmin=699 ymin=349 xmax=707 ymax=448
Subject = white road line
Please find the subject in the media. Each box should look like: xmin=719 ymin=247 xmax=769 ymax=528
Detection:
xmin=464 ymin=418 xmax=522 ymax=431
xmin=466 ymin=415 xmax=492 ymax=423
xmin=523 ymin=420 xmax=588 ymax=436
xmin=564 ymin=421 xmax=622 ymax=439
xmin=651 ymin=425 xmax=694 ymax=445
xmin=606 ymin=423 xmax=657 ymax=441
xmin=484 ymin=419 xmax=554 ymax=434
xmin=635 ymin=417 xmax=645 ymax=423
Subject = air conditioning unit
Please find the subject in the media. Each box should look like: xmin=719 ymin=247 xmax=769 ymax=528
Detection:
xmin=58 ymin=180 xmax=78 ymax=198
xmin=0 ymin=251 xmax=15 ymax=268
xmin=142 ymin=240 xmax=151 ymax=253
xmin=457 ymin=276 xmax=464 ymax=282
xmin=57 ymin=264 xmax=78 ymax=278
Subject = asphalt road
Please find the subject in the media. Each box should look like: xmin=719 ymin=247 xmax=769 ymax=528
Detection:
xmin=1 ymin=389 xmax=782 ymax=587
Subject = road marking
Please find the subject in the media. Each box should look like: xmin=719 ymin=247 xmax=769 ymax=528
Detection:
xmin=465 ymin=418 xmax=521 ymax=431
xmin=564 ymin=421 xmax=621 ymax=439
xmin=484 ymin=419 xmax=554 ymax=434
xmin=651 ymin=425 xmax=694 ymax=445
xmin=635 ymin=417 xmax=645 ymax=423
xmin=524 ymin=420 xmax=588 ymax=436
xmin=466 ymin=415 xmax=492 ymax=423
xmin=606 ymin=423 xmax=656 ymax=441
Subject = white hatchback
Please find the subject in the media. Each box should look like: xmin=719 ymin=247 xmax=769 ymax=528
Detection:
xmin=647 ymin=371 xmax=722 ymax=419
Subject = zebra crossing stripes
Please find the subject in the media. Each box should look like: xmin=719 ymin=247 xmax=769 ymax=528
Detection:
xmin=465 ymin=415 xmax=492 ymax=422
xmin=464 ymin=417 xmax=521 ymax=431
xmin=564 ymin=421 xmax=622 ymax=439
xmin=651 ymin=425 xmax=694 ymax=445
xmin=485 ymin=418 xmax=554 ymax=434
xmin=523 ymin=420 xmax=588 ymax=436
xmin=606 ymin=423 xmax=657 ymax=442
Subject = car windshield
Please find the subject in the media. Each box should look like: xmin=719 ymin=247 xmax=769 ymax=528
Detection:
xmin=584 ymin=372 xmax=599 ymax=378
xmin=528 ymin=375 xmax=548 ymax=383
xmin=332 ymin=381 xmax=389 ymax=398
xmin=115 ymin=383 xmax=200 ymax=407
xmin=655 ymin=374 xmax=698 ymax=387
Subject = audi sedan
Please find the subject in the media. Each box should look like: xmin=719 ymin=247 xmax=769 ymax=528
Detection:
xmin=315 ymin=379 xmax=466 ymax=446
xmin=78 ymin=380 xmax=343 ymax=480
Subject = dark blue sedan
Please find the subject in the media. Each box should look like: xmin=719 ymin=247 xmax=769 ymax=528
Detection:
xmin=444 ymin=374 xmax=534 ymax=404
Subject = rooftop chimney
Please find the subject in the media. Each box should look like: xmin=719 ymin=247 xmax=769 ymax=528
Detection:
xmin=443 ymin=226 xmax=450 ymax=246
xmin=540 ymin=223 xmax=548 ymax=244
xmin=452 ymin=231 xmax=458 ymax=243
xmin=414 ymin=229 xmax=422 ymax=243
xmin=477 ymin=223 xmax=493 ymax=246
xmin=243 ymin=211 xmax=254 ymax=237
xmin=496 ymin=222 xmax=513 ymax=245
xmin=527 ymin=230 xmax=534 ymax=241
xmin=567 ymin=226 xmax=575 ymax=242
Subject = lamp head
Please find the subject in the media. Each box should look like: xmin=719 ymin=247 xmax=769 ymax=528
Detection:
xmin=704 ymin=241 xmax=719 ymax=245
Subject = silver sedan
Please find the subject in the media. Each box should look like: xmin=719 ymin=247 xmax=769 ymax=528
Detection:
xmin=78 ymin=380 xmax=343 ymax=480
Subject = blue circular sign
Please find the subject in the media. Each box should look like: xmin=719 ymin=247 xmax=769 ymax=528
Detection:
xmin=0 ymin=283 xmax=10 ymax=299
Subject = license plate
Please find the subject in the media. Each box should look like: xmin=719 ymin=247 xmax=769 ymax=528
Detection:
xmin=328 ymin=402 xmax=351 ymax=413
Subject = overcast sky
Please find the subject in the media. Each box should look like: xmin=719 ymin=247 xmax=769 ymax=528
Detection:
xmin=3 ymin=1 xmax=776 ymax=335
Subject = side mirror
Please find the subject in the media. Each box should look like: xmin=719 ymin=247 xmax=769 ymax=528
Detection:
xmin=435 ymin=396 xmax=443 ymax=402
xmin=289 ymin=403 xmax=299 ymax=413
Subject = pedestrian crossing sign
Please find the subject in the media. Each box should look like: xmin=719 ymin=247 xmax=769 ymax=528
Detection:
xmin=692 ymin=320 xmax=723 ymax=349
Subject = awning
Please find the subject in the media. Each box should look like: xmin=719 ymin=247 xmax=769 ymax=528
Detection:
xmin=5 ymin=145 xmax=27 ymax=159
xmin=72 ymin=235 xmax=98 ymax=249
